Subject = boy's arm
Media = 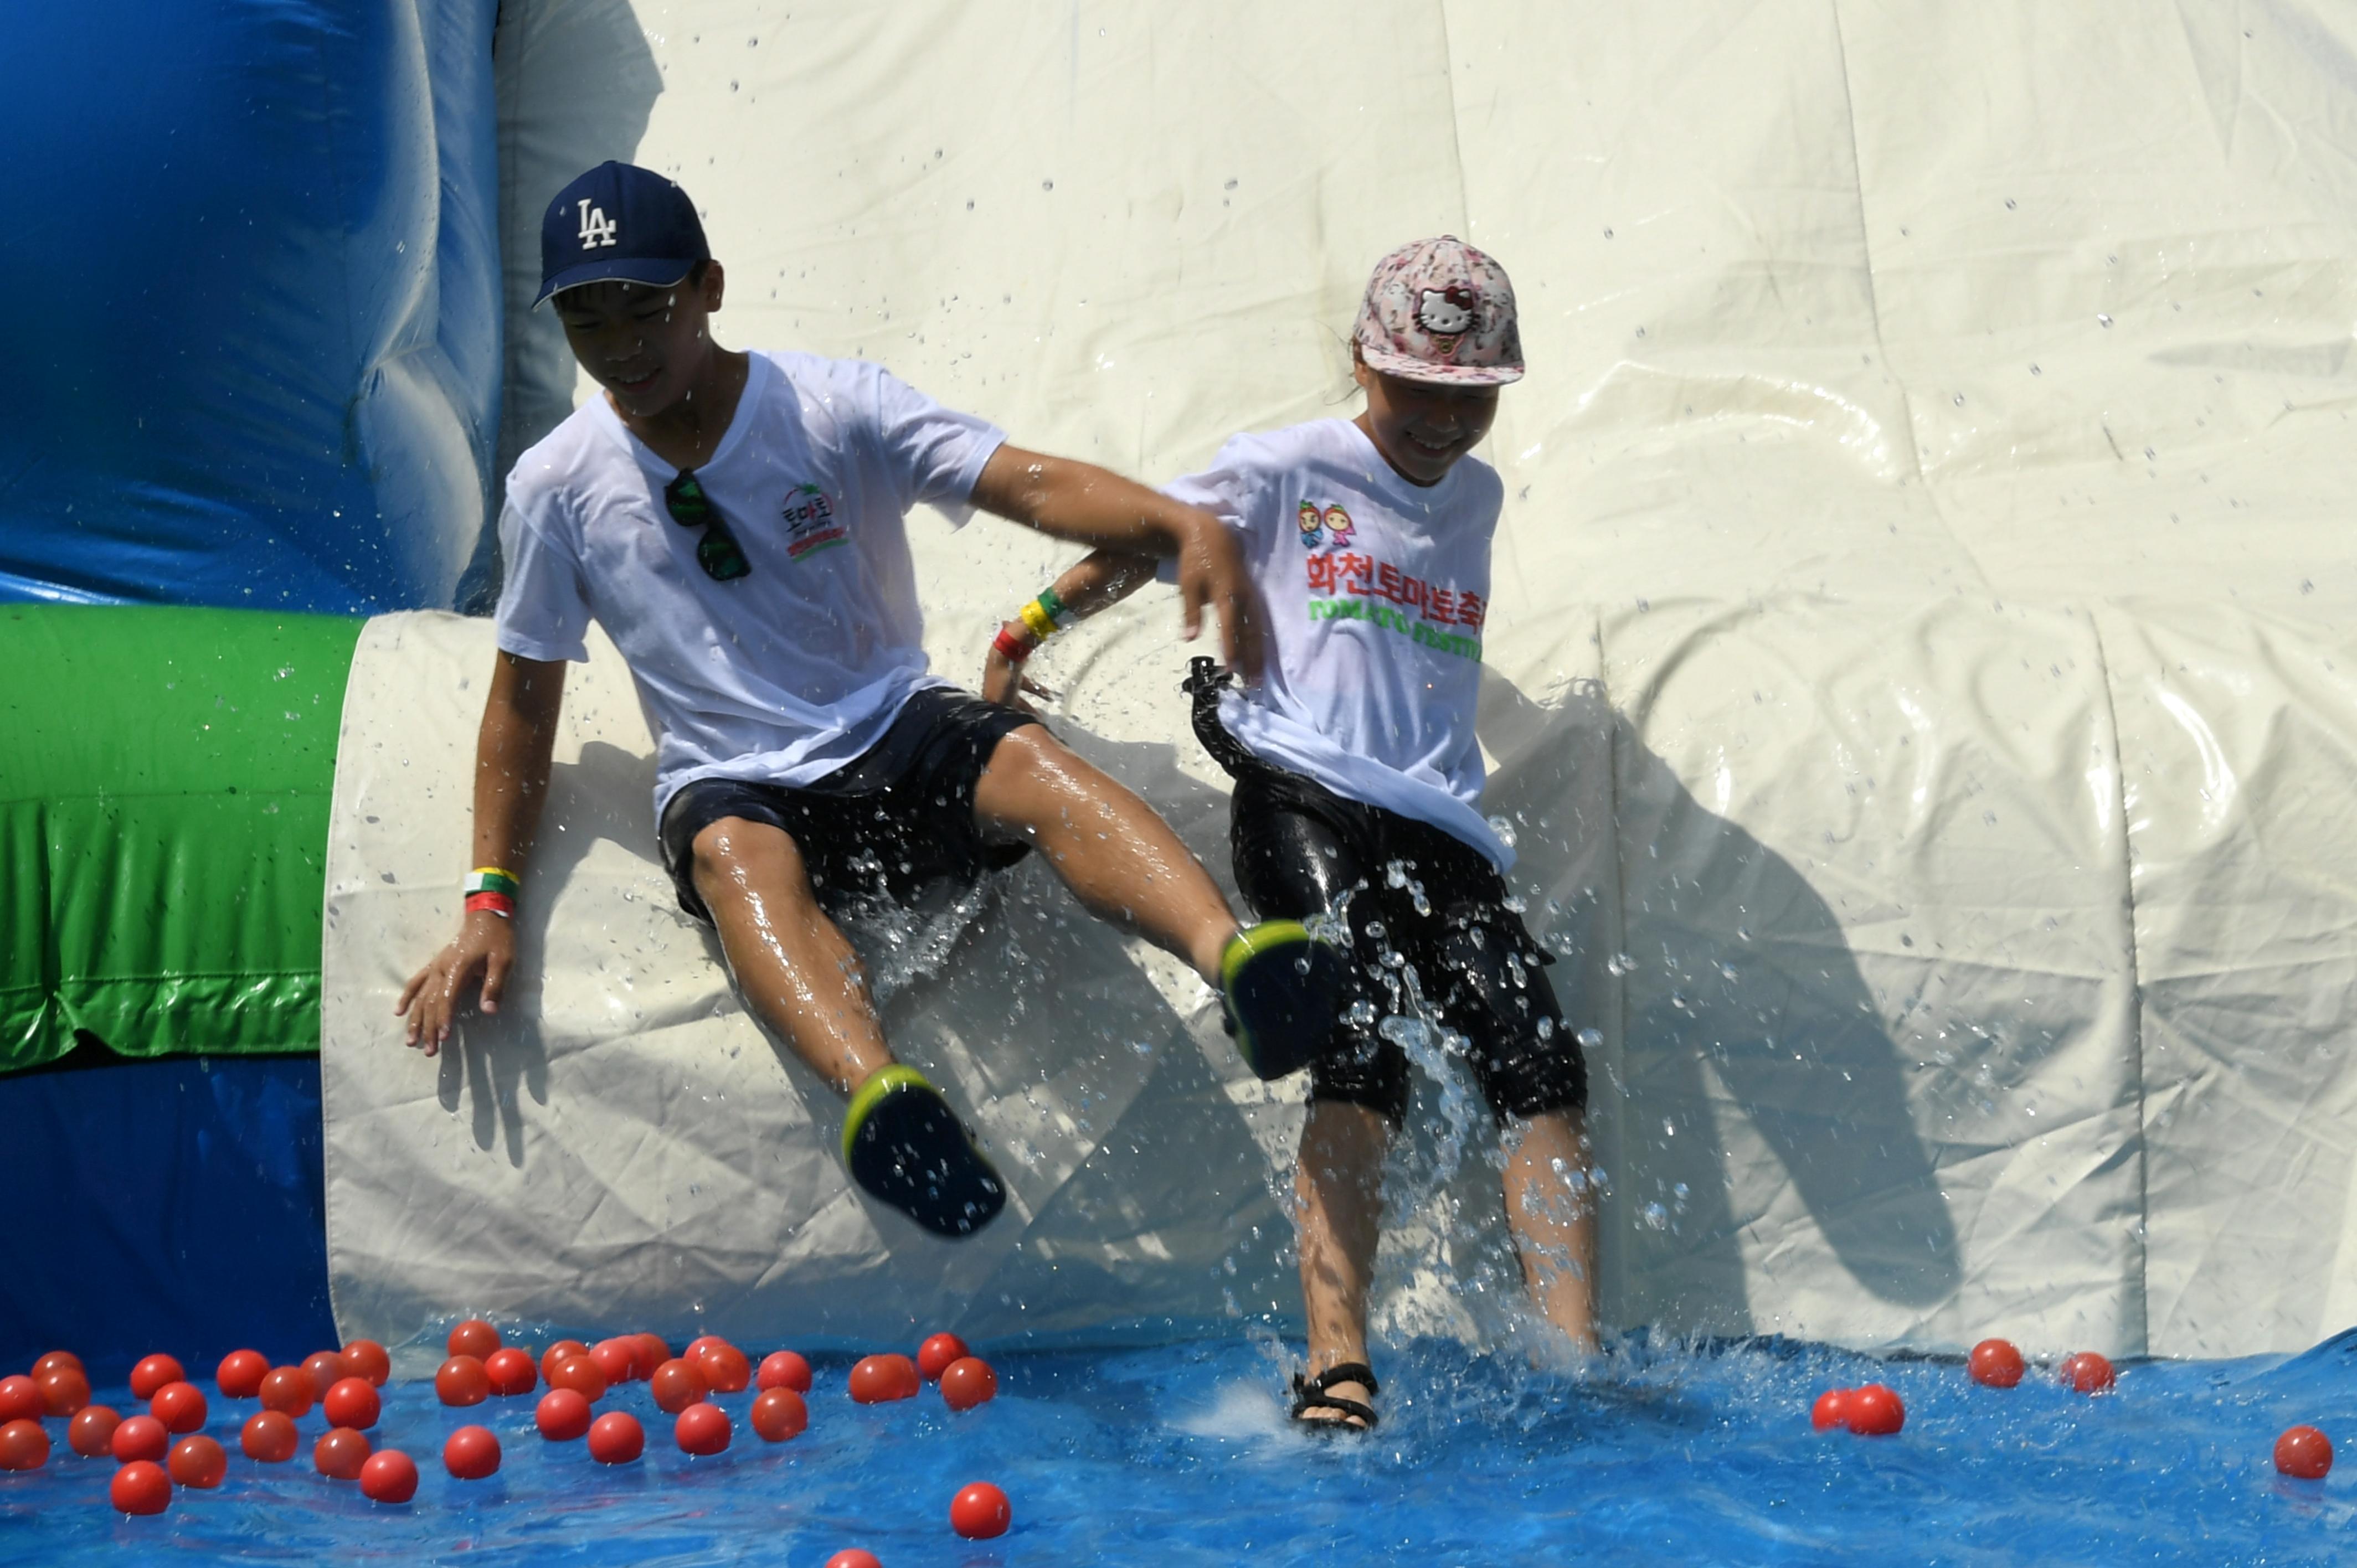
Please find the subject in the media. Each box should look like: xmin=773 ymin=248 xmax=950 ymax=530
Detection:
xmin=395 ymin=651 xmax=567 ymax=1055
xmin=980 ymin=548 xmax=1159 ymax=706
xmin=969 ymin=445 xmax=1264 ymax=680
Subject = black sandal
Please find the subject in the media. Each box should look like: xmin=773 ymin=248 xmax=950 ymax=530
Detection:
xmin=1290 ymin=1361 xmax=1380 ymax=1432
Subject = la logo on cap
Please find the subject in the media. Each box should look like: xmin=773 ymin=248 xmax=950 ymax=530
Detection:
xmin=577 ymin=199 xmax=617 ymax=250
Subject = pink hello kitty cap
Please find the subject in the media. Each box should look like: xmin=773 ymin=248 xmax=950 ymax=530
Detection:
xmin=1352 ymin=235 xmax=1524 ymax=386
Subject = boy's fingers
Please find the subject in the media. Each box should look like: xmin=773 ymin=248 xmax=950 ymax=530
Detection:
xmin=481 ymin=951 xmax=508 ymax=1013
xmin=395 ymin=968 xmax=427 ymax=1016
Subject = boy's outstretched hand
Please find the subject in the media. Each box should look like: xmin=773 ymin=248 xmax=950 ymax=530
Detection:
xmin=396 ymin=911 xmax=517 ymax=1056
xmin=971 ymin=445 xmax=1265 ymax=681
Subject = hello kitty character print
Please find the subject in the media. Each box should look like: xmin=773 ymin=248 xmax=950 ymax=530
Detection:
xmin=1352 ymin=235 xmax=1524 ymax=387
xmin=1296 ymin=500 xmax=1356 ymax=549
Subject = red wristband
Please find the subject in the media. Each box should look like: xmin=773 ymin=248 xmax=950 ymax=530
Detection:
xmin=465 ymin=889 xmax=515 ymax=919
xmin=992 ymin=626 xmax=1034 ymax=663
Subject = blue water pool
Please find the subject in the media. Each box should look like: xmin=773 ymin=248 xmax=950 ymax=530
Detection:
xmin=4 ymin=1328 xmax=2355 ymax=1565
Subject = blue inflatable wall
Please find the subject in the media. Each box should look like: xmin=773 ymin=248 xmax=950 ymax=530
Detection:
xmin=0 ymin=0 xmax=501 ymax=612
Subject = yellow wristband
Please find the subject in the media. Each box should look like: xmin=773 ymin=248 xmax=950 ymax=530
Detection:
xmin=1018 ymin=599 xmax=1059 ymax=642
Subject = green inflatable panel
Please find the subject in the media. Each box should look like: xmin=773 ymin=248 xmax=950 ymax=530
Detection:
xmin=0 ymin=606 xmax=361 ymax=1072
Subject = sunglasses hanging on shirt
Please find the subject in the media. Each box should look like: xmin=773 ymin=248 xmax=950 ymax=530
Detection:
xmin=663 ymin=470 xmax=752 ymax=581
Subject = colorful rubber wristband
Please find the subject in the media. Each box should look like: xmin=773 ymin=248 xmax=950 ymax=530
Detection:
xmin=465 ymin=889 xmax=516 ymax=919
xmin=1037 ymin=586 xmax=1067 ymax=622
xmin=465 ymin=868 xmax=519 ymax=898
xmin=1017 ymin=599 xmax=1059 ymax=642
xmin=992 ymin=626 xmax=1034 ymax=664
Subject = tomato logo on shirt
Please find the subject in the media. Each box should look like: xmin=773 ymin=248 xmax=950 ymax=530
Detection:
xmin=782 ymin=483 xmax=847 ymax=561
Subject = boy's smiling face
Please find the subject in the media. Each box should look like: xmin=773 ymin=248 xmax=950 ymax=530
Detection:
xmin=1352 ymin=354 xmax=1500 ymax=487
xmin=552 ymin=264 xmax=727 ymax=421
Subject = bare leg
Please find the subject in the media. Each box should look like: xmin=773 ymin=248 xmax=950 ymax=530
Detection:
xmin=972 ymin=727 xmax=1239 ymax=981
xmin=690 ymin=816 xmax=893 ymax=1094
xmin=1502 ymin=1107 xmax=1599 ymax=1353
xmin=1295 ymin=1098 xmax=1390 ymax=1426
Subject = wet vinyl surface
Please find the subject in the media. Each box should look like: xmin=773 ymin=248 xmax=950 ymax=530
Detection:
xmin=7 ymin=1330 xmax=2357 ymax=1566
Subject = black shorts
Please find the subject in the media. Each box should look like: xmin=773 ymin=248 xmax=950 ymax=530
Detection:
xmin=1227 ymin=761 xmax=1588 ymax=1126
xmin=658 ymin=687 xmax=1041 ymax=924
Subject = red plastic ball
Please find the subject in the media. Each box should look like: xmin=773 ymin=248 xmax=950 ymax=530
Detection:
xmin=550 ymin=1355 xmax=608 ymax=1402
xmin=435 ymin=1355 xmax=491 ymax=1407
xmin=68 ymin=1405 xmax=122 ymax=1458
xmin=950 ymin=1480 xmax=1012 ymax=1540
xmin=259 ymin=1366 xmax=315 ymax=1417
xmin=167 ymin=1435 xmax=227 ymax=1489
xmin=1810 ymin=1388 xmax=1851 ymax=1431
xmin=750 ymin=1388 xmax=807 ymax=1443
xmin=110 ymin=1459 xmax=172 ymax=1515
xmin=848 ymin=1354 xmax=919 ymax=1405
xmin=301 ymin=1350 xmax=351 ymax=1397
xmin=536 ymin=1388 xmax=593 ymax=1441
xmin=631 ymin=1334 xmax=670 ymax=1380
xmin=359 ymin=1447 xmax=420 ymax=1504
xmin=130 ymin=1354 xmax=185 ymax=1402
xmin=240 ymin=1411 xmax=299 ymax=1464
xmin=447 ymin=1318 xmax=501 ymax=1361
xmin=1969 ymin=1338 xmax=2025 ymax=1389
xmin=0 ymin=1376 xmax=40 ymax=1424
xmin=36 ymin=1366 xmax=89 ymax=1417
xmin=675 ymin=1402 xmax=731 ymax=1456
xmin=0 ymin=1419 xmax=49 ymax=1472
xmin=940 ymin=1356 xmax=997 ymax=1412
xmin=650 ymin=1357 xmax=708 ymax=1415
xmin=685 ymin=1334 xmax=730 ymax=1362
xmin=150 ymin=1382 xmax=207 ymax=1435
xmin=825 ymin=1553 xmax=883 ymax=1568
xmin=323 ymin=1376 xmax=380 ymax=1431
xmin=756 ymin=1351 xmax=812 ymax=1393
xmin=31 ymin=1350 xmax=84 ymax=1381
xmin=443 ymin=1423 xmax=501 ymax=1481
xmin=590 ymin=1338 xmax=637 ymax=1386
xmin=699 ymin=1343 xmax=752 ymax=1394
xmin=586 ymin=1410 xmax=644 ymax=1465
xmin=918 ymin=1333 xmax=970 ymax=1383
xmin=1846 ymin=1383 xmax=1906 ymax=1437
xmin=2060 ymin=1352 xmax=2116 ymax=1395
xmin=314 ymin=1426 xmax=372 ymax=1480
xmin=541 ymin=1340 xmax=590 ymax=1384
xmin=342 ymin=1340 xmax=392 ymax=1388
xmin=215 ymin=1350 xmax=270 ymax=1400
xmin=2277 ymin=1425 xmax=2334 ymax=1480
xmin=485 ymin=1347 xmax=539 ymax=1397
xmin=111 ymin=1414 xmax=169 ymax=1463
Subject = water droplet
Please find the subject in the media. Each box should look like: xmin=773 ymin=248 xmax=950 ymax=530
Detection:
xmin=2030 ymin=364 xmax=2042 ymax=375
xmin=1041 ymin=179 xmax=1054 ymax=192
xmin=1953 ymin=393 xmax=1965 ymax=406
xmin=1641 ymin=1201 xmax=1670 ymax=1230
xmin=2097 ymin=313 xmax=2113 ymax=328
xmin=1577 ymin=1027 xmax=1604 ymax=1050
xmin=1488 ymin=814 xmax=1518 ymax=849
xmin=1536 ymin=1018 xmax=1554 ymax=1039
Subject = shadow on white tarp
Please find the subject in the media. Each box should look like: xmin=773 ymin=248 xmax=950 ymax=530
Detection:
xmin=323 ymin=2 xmax=2357 ymax=1360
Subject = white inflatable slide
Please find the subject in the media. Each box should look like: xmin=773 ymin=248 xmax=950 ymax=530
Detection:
xmin=322 ymin=1 xmax=2357 ymax=1361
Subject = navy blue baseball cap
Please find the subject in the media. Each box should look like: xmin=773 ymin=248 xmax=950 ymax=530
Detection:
xmin=535 ymin=162 xmax=712 ymax=306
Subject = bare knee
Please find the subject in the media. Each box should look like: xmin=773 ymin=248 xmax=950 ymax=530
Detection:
xmin=689 ymin=815 xmax=805 ymax=905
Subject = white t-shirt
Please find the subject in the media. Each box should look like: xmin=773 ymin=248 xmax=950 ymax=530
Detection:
xmin=1164 ymin=419 xmax=1511 ymax=869
xmin=495 ymin=350 xmax=1006 ymax=822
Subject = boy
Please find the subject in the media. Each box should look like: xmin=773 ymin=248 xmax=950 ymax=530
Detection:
xmin=397 ymin=162 xmax=1339 ymax=1240
xmin=983 ymin=239 xmax=1596 ymax=1424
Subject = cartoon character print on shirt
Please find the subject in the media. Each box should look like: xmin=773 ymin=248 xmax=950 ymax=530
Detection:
xmin=1415 ymin=285 xmax=1479 ymax=357
xmin=1294 ymin=501 xmax=1356 ymax=550
xmin=781 ymin=482 xmax=847 ymax=562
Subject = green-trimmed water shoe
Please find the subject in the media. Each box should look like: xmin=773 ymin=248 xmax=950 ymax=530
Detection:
xmin=841 ymin=1065 xmax=1007 ymax=1238
xmin=1219 ymin=919 xmax=1349 ymax=1081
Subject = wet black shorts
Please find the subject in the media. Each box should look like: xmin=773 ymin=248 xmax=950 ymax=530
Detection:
xmin=1227 ymin=761 xmax=1588 ymax=1126
xmin=658 ymin=687 xmax=1041 ymax=924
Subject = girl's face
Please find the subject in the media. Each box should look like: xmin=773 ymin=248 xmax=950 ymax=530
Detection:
xmin=1352 ymin=359 xmax=1499 ymax=487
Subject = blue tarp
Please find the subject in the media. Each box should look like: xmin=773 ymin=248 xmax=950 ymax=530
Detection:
xmin=0 ymin=0 xmax=501 ymax=612
xmin=0 ymin=1054 xmax=334 ymax=1380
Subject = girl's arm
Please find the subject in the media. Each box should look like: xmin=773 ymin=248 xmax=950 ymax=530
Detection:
xmin=981 ymin=548 xmax=1160 ymax=708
